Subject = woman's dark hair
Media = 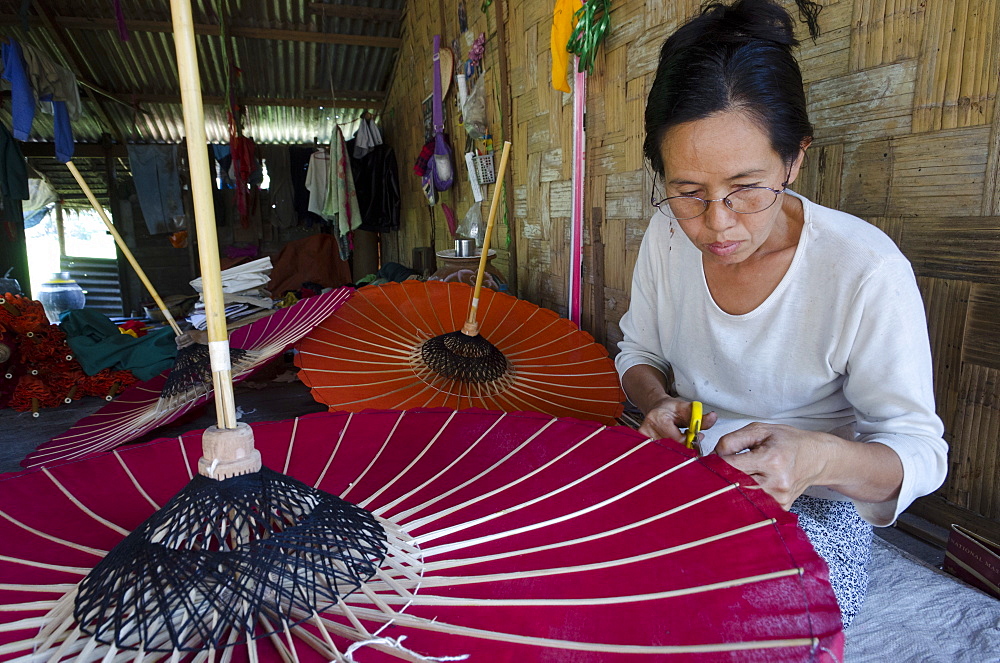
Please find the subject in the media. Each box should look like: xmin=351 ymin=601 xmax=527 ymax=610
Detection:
xmin=644 ymin=0 xmax=822 ymax=176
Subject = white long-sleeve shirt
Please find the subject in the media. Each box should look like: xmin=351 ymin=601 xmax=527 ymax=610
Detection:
xmin=616 ymin=191 xmax=947 ymax=526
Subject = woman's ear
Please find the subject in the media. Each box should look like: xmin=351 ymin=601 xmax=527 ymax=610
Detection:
xmin=785 ymin=137 xmax=812 ymax=186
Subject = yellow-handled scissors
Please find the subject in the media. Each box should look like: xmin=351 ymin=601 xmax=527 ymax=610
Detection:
xmin=684 ymin=401 xmax=703 ymax=450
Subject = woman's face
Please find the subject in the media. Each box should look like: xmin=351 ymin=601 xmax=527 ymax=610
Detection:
xmin=657 ymin=110 xmax=806 ymax=266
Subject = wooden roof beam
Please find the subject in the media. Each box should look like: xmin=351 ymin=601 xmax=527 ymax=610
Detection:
xmin=306 ymin=4 xmax=403 ymax=22
xmin=0 ymin=15 xmax=402 ymax=48
xmin=130 ymin=93 xmax=383 ymax=110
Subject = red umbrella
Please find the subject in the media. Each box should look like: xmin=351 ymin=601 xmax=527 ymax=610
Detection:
xmin=0 ymin=409 xmax=843 ymax=661
xmin=296 ymin=280 xmax=624 ymax=424
xmin=21 ymin=288 xmax=353 ymax=468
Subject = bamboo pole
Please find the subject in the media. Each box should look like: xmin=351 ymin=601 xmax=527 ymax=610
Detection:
xmin=65 ymin=161 xmax=183 ymax=336
xmin=462 ymin=142 xmax=512 ymax=337
xmin=169 ymin=0 xmax=237 ymax=429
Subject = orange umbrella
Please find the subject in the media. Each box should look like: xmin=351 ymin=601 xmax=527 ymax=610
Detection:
xmin=295 ymin=279 xmax=624 ymax=424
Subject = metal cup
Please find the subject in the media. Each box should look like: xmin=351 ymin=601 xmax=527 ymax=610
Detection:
xmin=455 ymin=238 xmax=475 ymax=257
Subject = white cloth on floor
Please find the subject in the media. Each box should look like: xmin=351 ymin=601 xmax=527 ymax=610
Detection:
xmin=845 ymin=536 xmax=1000 ymax=661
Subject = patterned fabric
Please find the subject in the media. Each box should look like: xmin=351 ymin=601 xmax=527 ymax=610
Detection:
xmin=791 ymin=494 xmax=873 ymax=628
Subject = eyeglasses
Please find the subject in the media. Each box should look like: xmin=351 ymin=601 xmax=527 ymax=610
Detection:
xmin=650 ymin=166 xmax=792 ymax=221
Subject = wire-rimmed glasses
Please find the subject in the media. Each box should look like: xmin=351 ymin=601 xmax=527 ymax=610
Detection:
xmin=650 ymin=167 xmax=792 ymax=221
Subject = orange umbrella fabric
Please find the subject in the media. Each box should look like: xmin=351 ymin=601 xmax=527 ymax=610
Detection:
xmin=295 ymin=280 xmax=624 ymax=424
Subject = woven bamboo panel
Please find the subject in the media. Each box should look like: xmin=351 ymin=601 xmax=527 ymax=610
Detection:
xmin=912 ymin=0 xmax=999 ymax=132
xmin=917 ymin=276 xmax=970 ymax=432
xmin=849 ymin=0 xmax=925 ymax=71
xmin=381 ymin=0 xmax=1000 ymax=523
xmin=898 ymin=216 xmax=1000 ymax=285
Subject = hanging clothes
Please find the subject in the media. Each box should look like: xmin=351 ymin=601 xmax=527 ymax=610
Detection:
xmin=18 ymin=42 xmax=79 ymax=163
xmin=19 ymin=43 xmax=82 ymax=119
xmin=352 ymin=116 xmax=383 ymax=159
xmin=229 ymin=121 xmax=258 ymax=228
xmin=348 ymin=140 xmax=400 ymax=234
xmin=1 ymin=40 xmax=34 ymax=141
xmin=0 ymin=124 xmax=29 ymax=202
xmin=0 ymin=121 xmax=29 ymax=292
xmin=126 ymin=144 xmax=185 ymax=235
xmin=257 ymin=144 xmax=295 ymax=229
xmin=304 ymin=149 xmax=330 ymax=219
xmin=322 ymin=127 xmax=362 ymax=260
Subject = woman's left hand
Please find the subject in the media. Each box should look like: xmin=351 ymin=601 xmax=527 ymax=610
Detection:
xmin=713 ymin=423 xmax=833 ymax=510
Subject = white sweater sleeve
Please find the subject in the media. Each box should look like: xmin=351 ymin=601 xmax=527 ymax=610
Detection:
xmin=837 ymin=257 xmax=947 ymax=525
xmin=615 ymin=218 xmax=674 ymax=388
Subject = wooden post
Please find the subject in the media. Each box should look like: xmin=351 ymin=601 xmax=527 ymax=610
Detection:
xmin=588 ymin=206 xmax=606 ymax=347
xmin=55 ymin=201 xmax=66 ymax=259
xmin=103 ymin=134 xmax=133 ymax=317
xmin=492 ymin=0 xmax=518 ymax=297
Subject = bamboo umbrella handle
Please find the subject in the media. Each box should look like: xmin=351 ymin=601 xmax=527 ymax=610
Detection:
xmin=170 ymin=0 xmax=237 ymax=430
xmin=462 ymin=141 xmax=512 ymax=336
xmin=65 ymin=161 xmax=183 ymax=336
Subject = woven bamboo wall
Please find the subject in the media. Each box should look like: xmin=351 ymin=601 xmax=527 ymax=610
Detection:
xmin=383 ymin=0 xmax=1000 ymax=523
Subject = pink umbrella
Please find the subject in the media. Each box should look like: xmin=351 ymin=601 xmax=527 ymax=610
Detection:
xmin=21 ymin=288 xmax=353 ymax=468
xmin=0 ymin=408 xmax=843 ymax=661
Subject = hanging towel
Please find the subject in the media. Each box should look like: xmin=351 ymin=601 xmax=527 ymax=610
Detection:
xmin=322 ymin=127 xmax=362 ymax=240
xmin=126 ymin=144 xmax=185 ymax=235
xmin=551 ymin=0 xmax=577 ymax=93
xmin=1 ymin=40 xmax=34 ymax=141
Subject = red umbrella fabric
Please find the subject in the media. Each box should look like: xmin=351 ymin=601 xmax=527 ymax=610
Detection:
xmin=21 ymin=288 xmax=354 ymax=468
xmin=0 ymin=409 xmax=843 ymax=661
xmin=296 ymin=280 xmax=625 ymax=424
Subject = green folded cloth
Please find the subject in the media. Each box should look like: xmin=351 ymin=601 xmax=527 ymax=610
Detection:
xmin=60 ymin=309 xmax=177 ymax=381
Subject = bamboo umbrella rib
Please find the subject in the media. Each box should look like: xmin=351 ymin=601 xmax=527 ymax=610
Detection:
xmin=372 ymin=520 xmax=776 ymax=593
xmin=356 ymin=410 xmax=460 ymax=509
xmin=384 ymin=418 xmax=559 ymax=522
xmin=389 ymin=284 xmax=450 ymax=339
xmin=372 ymin=412 xmax=507 ymax=516
xmin=114 ymin=451 xmax=164 ymax=510
xmin=177 ymin=436 xmax=194 ymax=479
xmin=486 ymin=385 xmax=619 ymax=421
xmin=414 ymin=457 xmax=700 ymax=553
xmin=407 ymin=428 xmax=639 ymax=534
xmin=0 ymin=600 xmax=59 ymax=613
xmin=335 ymin=605 xmax=819 ymax=655
xmin=338 ymin=411 xmax=405 ymax=500
xmin=40 ymin=468 xmax=131 ymax=536
xmin=338 ymin=301 xmax=436 ymax=350
xmin=486 ymin=311 xmax=560 ymax=350
xmin=0 ymin=583 xmax=77 ymax=593
xmin=313 ymin=412 xmax=354 ymax=488
xmin=281 ymin=417 xmax=301 ymax=475
xmin=0 ymin=509 xmax=107 ymax=557
xmin=350 ymin=568 xmax=804 ymax=607
xmin=412 ymin=486 xmax=748 ymax=573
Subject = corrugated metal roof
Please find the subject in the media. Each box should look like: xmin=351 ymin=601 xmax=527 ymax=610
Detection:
xmin=0 ymin=0 xmax=403 ymax=145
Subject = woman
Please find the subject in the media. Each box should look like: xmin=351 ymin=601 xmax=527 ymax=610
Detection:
xmin=616 ymin=0 xmax=947 ymax=626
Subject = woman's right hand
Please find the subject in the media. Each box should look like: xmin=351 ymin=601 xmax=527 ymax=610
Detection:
xmin=638 ymin=396 xmax=717 ymax=443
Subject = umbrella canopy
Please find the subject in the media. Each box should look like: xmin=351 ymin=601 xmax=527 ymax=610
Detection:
xmin=21 ymin=288 xmax=353 ymax=468
xmin=295 ymin=280 xmax=624 ymax=424
xmin=0 ymin=408 xmax=843 ymax=661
